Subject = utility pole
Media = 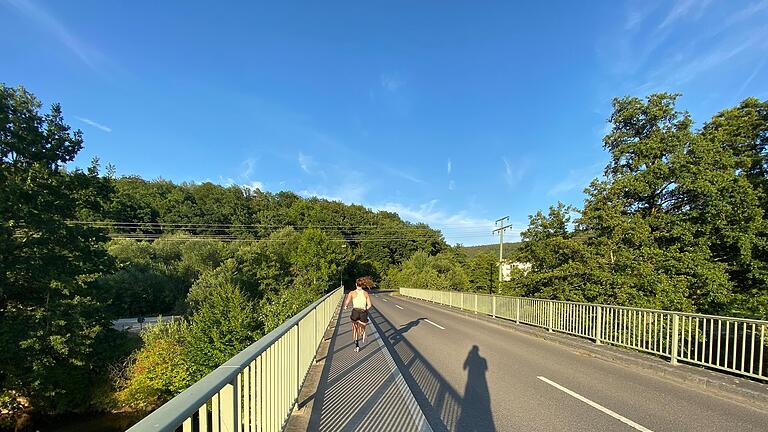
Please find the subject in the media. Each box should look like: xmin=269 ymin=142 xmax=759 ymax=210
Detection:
xmin=493 ymin=216 xmax=513 ymax=291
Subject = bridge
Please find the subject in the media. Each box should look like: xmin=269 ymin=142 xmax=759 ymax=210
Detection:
xmin=127 ymin=288 xmax=768 ymax=432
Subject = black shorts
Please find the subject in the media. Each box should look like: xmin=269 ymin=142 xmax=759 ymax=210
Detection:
xmin=350 ymin=308 xmax=368 ymax=323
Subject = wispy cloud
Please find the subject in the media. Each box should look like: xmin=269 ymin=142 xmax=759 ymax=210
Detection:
xmin=380 ymin=73 xmax=404 ymax=91
xmin=240 ymin=158 xmax=256 ymax=179
xmin=624 ymin=2 xmax=659 ymax=30
xmin=242 ymin=181 xmax=264 ymax=192
xmin=726 ymin=0 xmax=768 ymax=26
xmin=447 ymin=159 xmax=452 ymax=174
xmin=75 ymin=116 xmax=112 ymax=133
xmin=218 ymin=176 xmax=264 ymax=192
xmin=652 ymin=27 xmax=768 ymax=86
xmin=5 ymin=0 xmax=101 ymax=70
xmin=375 ymin=200 xmax=490 ymax=228
xmin=380 ymin=164 xmax=424 ymax=184
xmin=299 ymin=183 xmax=368 ymax=204
xmin=299 ymin=169 xmax=369 ymax=204
xmin=372 ymin=200 xmax=522 ymax=244
xmin=658 ymin=0 xmax=712 ymax=29
xmin=298 ymin=152 xmax=315 ymax=173
xmin=448 ymin=180 xmax=456 ymax=191
xmin=548 ymin=162 xmax=605 ymax=196
xmin=503 ymin=157 xmax=528 ymax=188
xmin=737 ymin=58 xmax=767 ymax=98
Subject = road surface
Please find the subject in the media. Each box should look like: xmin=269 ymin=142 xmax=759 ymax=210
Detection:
xmin=369 ymin=292 xmax=768 ymax=432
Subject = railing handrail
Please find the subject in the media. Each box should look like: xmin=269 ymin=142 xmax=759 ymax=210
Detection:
xmin=401 ymin=287 xmax=768 ymax=381
xmin=424 ymin=289 xmax=768 ymax=325
xmin=224 ymin=286 xmax=341 ymax=368
xmin=127 ymin=286 xmax=343 ymax=432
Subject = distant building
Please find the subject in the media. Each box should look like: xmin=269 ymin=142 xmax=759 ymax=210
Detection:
xmin=499 ymin=260 xmax=532 ymax=281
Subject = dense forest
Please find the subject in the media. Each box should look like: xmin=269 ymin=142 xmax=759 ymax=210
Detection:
xmin=386 ymin=94 xmax=768 ymax=320
xmin=2 ymin=86 xmax=767 ymax=428
xmin=457 ymin=242 xmax=522 ymax=258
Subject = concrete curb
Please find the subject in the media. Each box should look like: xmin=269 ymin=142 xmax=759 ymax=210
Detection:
xmin=394 ymin=293 xmax=768 ymax=411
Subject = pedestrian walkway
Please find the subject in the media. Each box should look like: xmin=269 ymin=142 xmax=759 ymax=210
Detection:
xmin=305 ymin=305 xmax=432 ymax=432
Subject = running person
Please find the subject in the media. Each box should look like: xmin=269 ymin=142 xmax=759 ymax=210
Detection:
xmin=343 ymin=277 xmax=372 ymax=352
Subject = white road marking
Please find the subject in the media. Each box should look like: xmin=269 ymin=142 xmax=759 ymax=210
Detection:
xmin=382 ymin=299 xmax=388 ymax=302
xmin=424 ymin=319 xmax=445 ymax=330
xmin=395 ymin=305 xmax=404 ymax=310
xmin=537 ymin=376 xmax=654 ymax=432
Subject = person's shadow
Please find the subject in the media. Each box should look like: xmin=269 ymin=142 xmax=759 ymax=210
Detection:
xmin=390 ymin=318 xmax=424 ymax=342
xmin=456 ymin=345 xmax=496 ymax=432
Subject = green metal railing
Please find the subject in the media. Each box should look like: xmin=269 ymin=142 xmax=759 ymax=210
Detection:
xmin=127 ymin=286 xmax=344 ymax=432
xmin=400 ymin=288 xmax=768 ymax=381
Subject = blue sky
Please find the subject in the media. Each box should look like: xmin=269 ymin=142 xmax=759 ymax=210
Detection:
xmin=2 ymin=0 xmax=767 ymax=245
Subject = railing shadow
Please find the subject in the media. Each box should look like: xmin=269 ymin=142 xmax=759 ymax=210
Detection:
xmin=308 ymin=307 xmax=427 ymax=431
xmin=372 ymin=309 xmax=497 ymax=432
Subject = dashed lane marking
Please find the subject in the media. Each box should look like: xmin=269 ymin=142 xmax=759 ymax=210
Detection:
xmin=424 ymin=319 xmax=445 ymax=330
xmin=537 ymin=376 xmax=654 ymax=432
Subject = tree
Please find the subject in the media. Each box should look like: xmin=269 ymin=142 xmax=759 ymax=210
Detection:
xmin=115 ymin=319 xmax=192 ymax=411
xmin=184 ymin=264 xmax=261 ymax=381
xmin=0 ymin=85 xmax=118 ymax=416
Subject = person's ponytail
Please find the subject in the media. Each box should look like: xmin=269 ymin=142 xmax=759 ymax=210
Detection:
xmin=355 ymin=276 xmax=374 ymax=289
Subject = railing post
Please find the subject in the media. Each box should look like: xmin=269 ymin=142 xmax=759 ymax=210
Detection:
xmin=313 ymin=308 xmax=317 ymax=359
xmin=548 ymin=301 xmax=554 ymax=332
xmin=515 ymin=298 xmax=520 ymax=324
xmin=671 ymin=314 xmax=679 ymax=365
xmin=295 ymin=323 xmax=300 ymax=402
xmin=461 ymin=293 xmax=464 ymax=310
xmin=220 ymin=378 xmax=238 ymax=432
xmin=492 ymin=295 xmax=496 ymax=318
xmin=474 ymin=294 xmax=478 ymax=314
xmin=595 ymin=306 xmax=602 ymax=345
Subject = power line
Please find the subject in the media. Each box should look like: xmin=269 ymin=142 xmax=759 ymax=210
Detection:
xmin=65 ymin=220 xmax=505 ymax=232
xmin=64 ymin=221 xmax=496 ymax=237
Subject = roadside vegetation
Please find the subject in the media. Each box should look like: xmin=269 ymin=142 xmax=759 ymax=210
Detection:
xmin=385 ymin=94 xmax=768 ymax=320
xmin=0 ymin=85 xmax=444 ymax=429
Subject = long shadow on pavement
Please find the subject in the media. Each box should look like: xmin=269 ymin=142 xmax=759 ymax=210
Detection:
xmin=371 ymin=308 xmax=497 ymax=432
xmin=307 ymin=306 xmax=430 ymax=431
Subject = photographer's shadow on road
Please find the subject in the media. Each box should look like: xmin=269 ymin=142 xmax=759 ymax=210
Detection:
xmin=457 ymin=345 xmax=495 ymax=432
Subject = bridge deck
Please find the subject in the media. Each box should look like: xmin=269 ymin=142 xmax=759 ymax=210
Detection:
xmin=300 ymin=304 xmax=432 ymax=432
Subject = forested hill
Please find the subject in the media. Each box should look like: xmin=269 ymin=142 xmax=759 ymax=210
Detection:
xmin=459 ymin=242 xmax=522 ymax=258
xmin=82 ymin=176 xmax=448 ymax=316
xmin=97 ymin=176 xmax=446 ymax=271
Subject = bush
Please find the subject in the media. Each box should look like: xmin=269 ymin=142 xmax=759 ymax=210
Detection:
xmin=115 ymin=319 xmax=192 ymax=411
xmin=184 ymin=265 xmax=262 ymax=381
xmin=259 ymin=279 xmax=319 ymax=332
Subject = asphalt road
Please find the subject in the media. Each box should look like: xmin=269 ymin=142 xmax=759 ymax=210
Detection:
xmin=369 ymin=292 xmax=768 ymax=432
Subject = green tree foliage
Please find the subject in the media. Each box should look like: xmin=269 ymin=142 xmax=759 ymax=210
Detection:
xmin=115 ymin=320 xmax=192 ymax=411
xmin=0 ymin=85 xmax=129 ymax=416
xmin=518 ymin=94 xmax=768 ymax=317
xmin=116 ymin=227 xmax=351 ymax=406
xmin=383 ymin=250 xmax=470 ymax=292
xmin=385 ymin=94 xmax=768 ymax=319
xmin=96 ymin=237 xmax=231 ymax=316
xmin=102 ymin=178 xmax=446 ymax=282
xmin=184 ymin=264 xmax=261 ymax=381
xmin=0 ymin=84 xmax=444 ymax=420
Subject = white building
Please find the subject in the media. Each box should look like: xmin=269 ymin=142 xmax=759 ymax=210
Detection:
xmin=499 ymin=260 xmax=532 ymax=281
